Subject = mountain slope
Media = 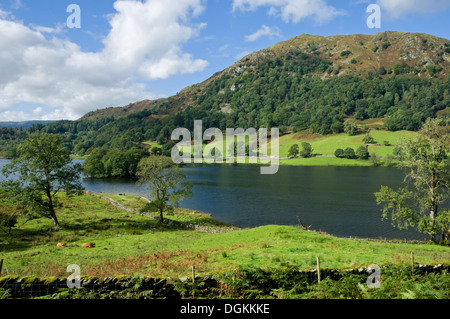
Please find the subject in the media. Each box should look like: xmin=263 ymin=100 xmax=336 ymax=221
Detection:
xmin=81 ymin=31 xmax=450 ymax=121
xmin=0 ymin=31 xmax=449 ymax=158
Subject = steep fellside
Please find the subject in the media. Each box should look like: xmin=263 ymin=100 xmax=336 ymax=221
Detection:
xmin=0 ymin=31 xmax=448 ymax=158
xmin=81 ymin=31 xmax=450 ymax=121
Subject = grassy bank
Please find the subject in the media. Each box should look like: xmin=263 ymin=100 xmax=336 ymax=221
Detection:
xmin=0 ymin=193 xmax=448 ymax=280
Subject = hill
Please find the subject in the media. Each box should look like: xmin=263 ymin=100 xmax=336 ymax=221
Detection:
xmin=0 ymin=120 xmax=55 ymax=129
xmin=0 ymin=31 xmax=449 ymax=158
xmin=81 ymin=31 xmax=450 ymax=121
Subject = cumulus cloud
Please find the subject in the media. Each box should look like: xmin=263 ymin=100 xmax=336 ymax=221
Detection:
xmin=377 ymin=0 xmax=450 ymax=18
xmin=245 ymin=25 xmax=281 ymax=42
xmin=0 ymin=0 xmax=209 ymax=121
xmin=233 ymin=0 xmax=345 ymax=24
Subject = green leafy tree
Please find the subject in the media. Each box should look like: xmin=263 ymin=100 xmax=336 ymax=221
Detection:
xmin=344 ymin=120 xmax=358 ymax=136
xmin=1 ymin=133 xmax=84 ymax=228
xmin=343 ymin=147 xmax=356 ymax=159
xmin=83 ymin=148 xmax=107 ymax=178
xmin=356 ymin=146 xmax=370 ymax=160
xmin=370 ymin=152 xmax=380 ymax=166
xmin=300 ymin=142 xmax=313 ymax=158
xmin=363 ymin=134 xmax=376 ymax=144
xmin=375 ymin=119 xmax=449 ymax=242
xmin=0 ymin=199 xmax=21 ymax=236
xmin=334 ymin=148 xmax=344 ymax=158
xmin=331 ymin=121 xmax=344 ymax=133
xmin=288 ymin=144 xmax=300 ymax=158
xmin=136 ymin=156 xmax=193 ymax=223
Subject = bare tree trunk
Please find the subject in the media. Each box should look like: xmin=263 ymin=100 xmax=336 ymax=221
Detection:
xmin=159 ymin=208 xmax=164 ymax=224
xmin=46 ymin=187 xmax=60 ymax=228
xmin=428 ymin=169 xmax=438 ymax=243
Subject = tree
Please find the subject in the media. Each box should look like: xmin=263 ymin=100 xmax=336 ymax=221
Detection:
xmin=0 ymin=199 xmax=21 ymax=236
xmin=1 ymin=133 xmax=84 ymax=228
xmin=344 ymin=120 xmax=358 ymax=136
xmin=83 ymin=148 xmax=107 ymax=178
xmin=300 ymin=142 xmax=313 ymax=158
xmin=370 ymin=152 xmax=380 ymax=166
xmin=343 ymin=147 xmax=356 ymax=159
xmin=375 ymin=119 xmax=449 ymax=242
xmin=288 ymin=144 xmax=299 ymax=158
xmin=136 ymin=156 xmax=193 ymax=223
xmin=363 ymin=134 xmax=376 ymax=144
xmin=356 ymin=145 xmax=370 ymax=160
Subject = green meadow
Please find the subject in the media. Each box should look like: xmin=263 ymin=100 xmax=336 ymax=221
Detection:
xmin=279 ymin=130 xmax=416 ymax=157
xmin=146 ymin=127 xmax=417 ymax=167
xmin=1 ymin=193 xmax=448 ymax=280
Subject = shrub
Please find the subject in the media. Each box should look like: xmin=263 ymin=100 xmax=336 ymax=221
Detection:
xmin=343 ymin=148 xmax=356 ymax=159
xmin=362 ymin=134 xmax=376 ymax=144
xmin=341 ymin=50 xmax=352 ymax=57
xmin=381 ymin=41 xmax=391 ymax=50
xmin=356 ymin=146 xmax=369 ymax=160
xmin=334 ymin=148 xmax=344 ymax=158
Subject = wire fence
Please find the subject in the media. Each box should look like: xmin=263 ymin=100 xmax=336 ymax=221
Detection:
xmin=1 ymin=262 xmax=448 ymax=299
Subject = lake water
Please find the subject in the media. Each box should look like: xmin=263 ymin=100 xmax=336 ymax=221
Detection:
xmin=0 ymin=158 xmax=428 ymax=240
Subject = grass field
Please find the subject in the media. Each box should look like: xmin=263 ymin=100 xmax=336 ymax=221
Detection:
xmin=1 ymin=193 xmax=448 ymax=279
xmin=148 ymin=122 xmax=419 ymax=167
xmin=271 ymin=129 xmax=417 ymax=159
xmin=142 ymin=141 xmax=162 ymax=149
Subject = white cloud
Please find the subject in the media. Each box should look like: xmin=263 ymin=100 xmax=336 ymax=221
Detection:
xmin=0 ymin=0 xmax=209 ymax=121
xmin=377 ymin=0 xmax=450 ymax=18
xmin=233 ymin=0 xmax=345 ymax=24
xmin=245 ymin=25 xmax=281 ymax=42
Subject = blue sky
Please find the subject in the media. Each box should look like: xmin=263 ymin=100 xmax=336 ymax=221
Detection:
xmin=0 ymin=0 xmax=449 ymax=121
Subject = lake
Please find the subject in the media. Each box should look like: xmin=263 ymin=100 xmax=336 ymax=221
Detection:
xmin=0 ymin=158 xmax=427 ymax=240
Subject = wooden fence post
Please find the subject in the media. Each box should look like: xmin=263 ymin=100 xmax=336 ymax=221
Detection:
xmin=316 ymin=256 xmax=321 ymax=283
xmin=411 ymin=252 xmax=414 ymax=275
xmin=0 ymin=259 xmax=3 ymax=277
xmin=191 ymin=265 xmax=196 ymax=298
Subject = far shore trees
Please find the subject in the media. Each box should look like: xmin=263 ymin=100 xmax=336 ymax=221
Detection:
xmin=288 ymin=144 xmax=299 ymax=158
xmin=1 ymin=133 xmax=84 ymax=228
xmin=136 ymin=156 xmax=193 ymax=223
xmin=356 ymin=145 xmax=370 ymax=160
xmin=300 ymin=142 xmax=313 ymax=158
xmin=83 ymin=147 xmax=148 ymax=178
xmin=334 ymin=148 xmax=344 ymax=158
xmin=343 ymin=147 xmax=356 ymax=159
xmin=363 ymin=134 xmax=376 ymax=144
xmin=344 ymin=120 xmax=358 ymax=136
xmin=375 ymin=119 xmax=449 ymax=243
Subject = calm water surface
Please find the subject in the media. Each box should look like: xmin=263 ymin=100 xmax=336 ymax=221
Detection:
xmin=0 ymin=159 xmax=427 ymax=240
